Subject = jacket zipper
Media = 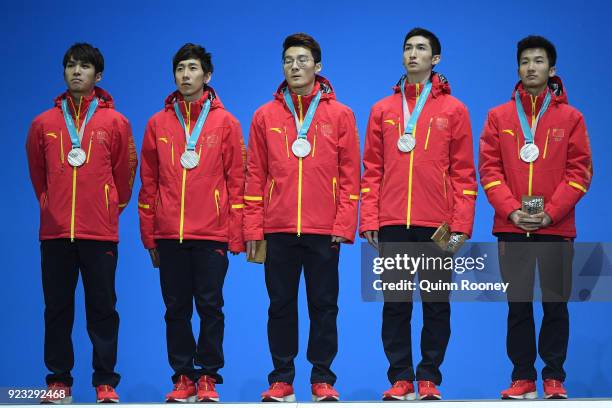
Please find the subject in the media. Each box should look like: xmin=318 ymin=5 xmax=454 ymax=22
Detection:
xmin=424 ymin=117 xmax=433 ymax=150
xmin=70 ymin=167 xmax=77 ymax=242
xmin=406 ymin=83 xmax=420 ymax=228
xmin=214 ymin=189 xmax=220 ymax=218
xmin=312 ymin=124 xmax=317 ymax=158
xmin=283 ymin=126 xmax=289 ymax=158
xmin=442 ymin=170 xmax=447 ymax=200
xmin=86 ymin=131 xmax=93 ymax=164
xmin=104 ymin=184 xmax=111 ymax=223
xmin=297 ymin=95 xmax=303 ymax=236
xmin=179 ymin=168 xmax=187 ymax=243
xmin=332 ymin=177 xmax=337 ymax=204
xmin=171 ymin=138 xmax=175 ymax=166
xmin=60 ymin=131 xmax=65 ymax=164
xmin=268 ymin=179 xmax=275 ymax=203
xmin=527 ymin=95 xmax=537 ymax=237
xmin=543 ymin=128 xmax=550 ymax=159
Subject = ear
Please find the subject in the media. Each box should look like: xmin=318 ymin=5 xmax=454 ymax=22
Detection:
xmin=315 ymin=62 xmax=322 ymax=74
xmin=204 ymin=72 xmax=212 ymax=84
xmin=548 ymin=66 xmax=556 ymax=78
xmin=95 ymin=72 xmax=102 ymax=84
xmin=432 ymin=55 xmax=441 ymax=66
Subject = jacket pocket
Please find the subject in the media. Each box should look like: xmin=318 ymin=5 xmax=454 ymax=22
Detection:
xmin=332 ymin=177 xmax=337 ymax=205
xmin=268 ymin=179 xmax=275 ymax=203
xmin=214 ymin=189 xmax=221 ymax=219
xmin=104 ymin=184 xmax=112 ymax=224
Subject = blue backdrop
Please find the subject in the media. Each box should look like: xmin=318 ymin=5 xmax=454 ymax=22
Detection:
xmin=1 ymin=0 xmax=611 ymax=402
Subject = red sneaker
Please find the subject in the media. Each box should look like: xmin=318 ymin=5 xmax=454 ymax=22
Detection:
xmin=95 ymin=385 xmax=119 ymax=403
xmin=544 ymin=379 xmax=568 ymax=399
xmin=417 ymin=381 xmax=441 ymax=400
xmin=311 ymin=383 xmax=339 ymax=402
xmin=41 ymin=382 xmax=72 ymax=404
xmin=501 ymin=379 xmax=537 ymax=399
xmin=166 ymin=375 xmax=196 ymax=403
xmin=197 ymin=375 xmax=219 ymax=402
xmin=261 ymin=382 xmax=295 ymax=402
xmin=382 ymin=380 xmax=416 ymax=401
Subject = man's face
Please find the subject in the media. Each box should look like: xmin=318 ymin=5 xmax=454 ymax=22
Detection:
xmin=283 ymin=46 xmax=321 ymax=90
xmin=174 ymin=59 xmax=211 ymax=98
xmin=64 ymin=57 xmax=101 ymax=95
xmin=518 ymin=48 xmax=556 ymax=90
xmin=402 ymin=35 xmax=440 ymax=76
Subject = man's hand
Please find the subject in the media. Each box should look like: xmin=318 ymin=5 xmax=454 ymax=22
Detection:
xmin=363 ymin=230 xmax=379 ymax=250
xmin=331 ymin=235 xmax=347 ymax=244
xmin=509 ymin=209 xmax=541 ymax=232
xmin=531 ymin=211 xmax=552 ymax=228
xmin=148 ymin=248 xmax=160 ymax=268
xmin=246 ymin=240 xmax=258 ymax=259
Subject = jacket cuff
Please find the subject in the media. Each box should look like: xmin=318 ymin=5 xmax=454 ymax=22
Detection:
xmin=143 ymin=238 xmax=156 ymax=250
xmin=359 ymin=222 xmax=380 ymax=237
xmin=332 ymin=226 xmax=355 ymax=244
xmin=229 ymin=241 xmax=246 ymax=253
xmin=449 ymin=223 xmax=472 ymax=238
xmin=500 ymin=198 xmax=522 ymax=220
xmin=244 ymin=230 xmax=264 ymax=241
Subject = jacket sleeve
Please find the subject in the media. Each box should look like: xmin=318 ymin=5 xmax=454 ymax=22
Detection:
xmin=448 ymin=105 xmax=477 ymax=237
xmin=138 ymin=119 xmax=159 ymax=249
xmin=359 ymin=105 xmax=384 ymax=236
xmin=222 ymin=116 xmax=247 ymax=252
xmin=479 ymin=111 xmax=522 ymax=219
xmin=111 ymin=115 xmax=138 ymax=214
xmin=25 ymin=118 xmax=47 ymax=203
xmin=544 ymin=113 xmax=593 ymax=223
xmin=332 ymin=109 xmax=361 ymax=244
xmin=243 ymin=111 xmax=268 ymax=241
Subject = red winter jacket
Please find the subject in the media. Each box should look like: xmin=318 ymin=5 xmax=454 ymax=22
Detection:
xmin=360 ymin=73 xmax=477 ymax=237
xmin=138 ymin=87 xmax=246 ymax=252
xmin=479 ymin=77 xmax=593 ymax=237
xmin=244 ymin=76 xmax=361 ymax=243
xmin=26 ymin=87 xmax=137 ymax=242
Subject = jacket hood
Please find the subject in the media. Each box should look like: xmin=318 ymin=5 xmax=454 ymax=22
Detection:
xmin=54 ymin=86 xmax=114 ymax=109
xmin=511 ymin=75 xmax=568 ymax=105
xmin=274 ymin=74 xmax=337 ymax=102
xmin=164 ymin=85 xmax=224 ymax=111
xmin=392 ymin=72 xmax=451 ymax=98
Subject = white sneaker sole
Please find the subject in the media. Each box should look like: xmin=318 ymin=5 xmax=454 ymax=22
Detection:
xmin=166 ymin=396 xmax=197 ymax=403
xmin=419 ymin=394 xmax=441 ymax=400
xmin=198 ymin=396 xmax=220 ymax=403
xmin=383 ymin=392 xmax=416 ymax=401
xmin=545 ymin=393 xmax=568 ymax=399
xmin=262 ymin=394 xmax=296 ymax=402
xmin=41 ymin=396 xmax=73 ymax=404
xmin=502 ymin=391 xmax=538 ymax=400
xmin=312 ymin=394 xmax=339 ymax=402
xmin=97 ymin=398 xmax=119 ymax=403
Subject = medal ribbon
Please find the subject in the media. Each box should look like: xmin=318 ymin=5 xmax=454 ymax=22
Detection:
xmin=283 ymin=88 xmax=322 ymax=140
xmin=61 ymin=97 xmax=99 ymax=148
xmin=400 ymin=78 xmax=432 ymax=135
xmin=174 ymin=99 xmax=211 ymax=151
xmin=515 ymin=90 xmax=551 ymax=144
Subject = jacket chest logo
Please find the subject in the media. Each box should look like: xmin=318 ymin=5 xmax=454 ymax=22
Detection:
xmin=205 ymin=134 xmax=219 ymax=147
xmin=552 ymin=128 xmax=565 ymax=142
xmin=320 ymin=123 xmax=334 ymax=137
xmin=435 ymin=117 xmax=449 ymax=130
xmin=96 ymin=130 xmax=109 ymax=144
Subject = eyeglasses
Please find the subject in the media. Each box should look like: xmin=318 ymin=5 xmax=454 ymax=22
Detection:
xmin=283 ymin=56 xmax=313 ymax=68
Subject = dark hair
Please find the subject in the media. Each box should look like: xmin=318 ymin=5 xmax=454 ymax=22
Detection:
xmin=282 ymin=33 xmax=322 ymax=63
xmin=173 ymin=43 xmax=213 ymax=74
xmin=517 ymin=35 xmax=557 ymax=67
xmin=403 ymin=27 xmax=441 ymax=56
xmin=63 ymin=43 xmax=104 ymax=74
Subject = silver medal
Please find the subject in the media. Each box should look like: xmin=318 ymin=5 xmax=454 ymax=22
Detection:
xmin=520 ymin=143 xmax=539 ymax=163
xmin=397 ymin=133 xmax=416 ymax=153
xmin=67 ymin=147 xmax=87 ymax=167
xmin=180 ymin=150 xmax=200 ymax=169
xmin=292 ymin=139 xmax=312 ymax=158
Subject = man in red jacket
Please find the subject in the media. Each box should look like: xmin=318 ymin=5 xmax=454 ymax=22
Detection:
xmin=244 ymin=33 xmax=360 ymax=402
xmin=26 ymin=43 xmax=137 ymax=403
xmin=479 ymin=36 xmax=592 ymax=400
xmin=360 ymin=28 xmax=477 ymax=400
xmin=138 ymin=43 xmax=245 ymax=403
